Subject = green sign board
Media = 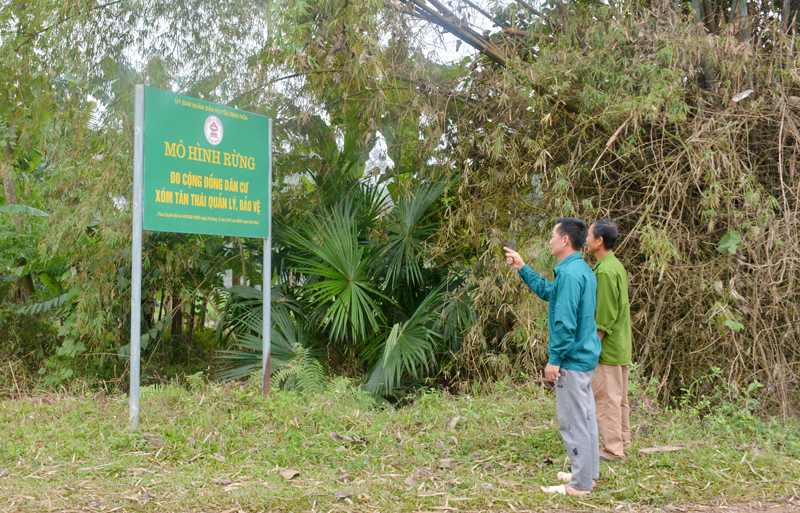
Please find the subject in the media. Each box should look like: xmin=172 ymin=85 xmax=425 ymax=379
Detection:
xmin=143 ymin=86 xmax=271 ymax=238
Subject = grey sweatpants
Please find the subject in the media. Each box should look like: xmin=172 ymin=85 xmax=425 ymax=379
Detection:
xmin=555 ymin=368 xmax=600 ymax=491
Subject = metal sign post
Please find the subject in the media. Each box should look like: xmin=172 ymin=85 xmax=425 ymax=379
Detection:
xmin=130 ymin=85 xmax=273 ymax=428
xmin=131 ymin=85 xmax=144 ymax=430
xmin=262 ymin=118 xmax=273 ymax=398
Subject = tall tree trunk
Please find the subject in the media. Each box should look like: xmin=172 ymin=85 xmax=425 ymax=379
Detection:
xmin=691 ymin=0 xmax=704 ymax=25
xmin=733 ymin=0 xmax=750 ymax=42
xmin=237 ymin=237 xmax=247 ymax=286
xmin=171 ymin=292 xmax=183 ymax=339
xmin=198 ymin=299 xmax=207 ymax=330
xmin=15 ymin=258 xmax=36 ymax=299
xmin=1 ymin=161 xmax=21 ymax=232
xmin=1 ymin=121 xmax=21 ymax=233
xmin=786 ymin=0 xmax=800 ymax=33
xmin=702 ymin=0 xmax=720 ymax=34
xmin=158 ymin=288 xmax=166 ymax=322
xmin=2 ymin=121 xmax=35 ymax=301
xmin=691 ymin=0 xmax=718 ymax=91
xmin=188 ymin=294 xmax=196 ymax=342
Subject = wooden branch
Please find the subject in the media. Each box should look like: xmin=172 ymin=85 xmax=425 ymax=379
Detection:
xmin=13 ymin=0 xmax=124 ymax=52
xmin=227 ymin=69 xmax=343 ymax=106
xmin=412 ymin=5 xmax=481 ymax=50
xmin=404 ymin=0 xmax=508 ymax=66
xmin=396 ymin=0 xmax=579 ymax=114
xmin=503 ymin=27 xmax=556 ymax=42
xmin=515 ymin=0 xmax=559 ymax=30
xmin=461 ymin=0 xmax=508 ymax=28
xmin=426 ymin=0 xmax=458 ymax=20
xmin=270 ymin=68 xmax=343 ymax=85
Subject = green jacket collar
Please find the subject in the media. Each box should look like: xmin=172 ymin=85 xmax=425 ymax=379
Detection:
xmin=554 ymin=252 xmax=582 ymax=275
xmin=593 ymin=251 xmax=616 ymax=271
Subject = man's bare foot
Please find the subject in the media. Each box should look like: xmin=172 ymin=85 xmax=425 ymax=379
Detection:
xmin=564 ymin=483 xmax=592 ymax=496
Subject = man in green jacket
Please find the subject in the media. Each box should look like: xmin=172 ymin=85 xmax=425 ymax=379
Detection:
xmin=586 ymin=219 xmax=632 ymax=461
xmin=504 ymin=217 xmax=602 ymax=496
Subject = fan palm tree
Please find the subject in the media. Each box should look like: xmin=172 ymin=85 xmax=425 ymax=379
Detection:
xmin=216 ymin=170 xmax=472 ymax=398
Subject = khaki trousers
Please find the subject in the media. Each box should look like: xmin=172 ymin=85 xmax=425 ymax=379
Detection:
xmin=592 ymin=364 xmax=631 ymax=460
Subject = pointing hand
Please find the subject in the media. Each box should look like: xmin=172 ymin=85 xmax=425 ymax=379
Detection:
xmin=503 ymin=247 xmax=525 ymax=270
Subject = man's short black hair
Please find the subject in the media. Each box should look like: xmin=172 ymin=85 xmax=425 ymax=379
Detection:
xmin=555 ymin=217 xmax=588 ymax=251
xmin=591 ymin=219 xmax=619 ymax=250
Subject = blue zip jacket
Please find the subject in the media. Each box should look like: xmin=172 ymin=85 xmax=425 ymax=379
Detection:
xmin=517 ymin=252 xmax=601 ymax=372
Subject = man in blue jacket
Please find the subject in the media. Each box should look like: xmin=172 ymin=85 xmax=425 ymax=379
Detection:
xmin=504 ymin=217 xmax=602 ymax=496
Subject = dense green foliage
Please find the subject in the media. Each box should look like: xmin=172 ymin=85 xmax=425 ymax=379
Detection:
xmin=1 ymin=0 xmax=799 ymax=413
xmin=427 ymin=7 xmax=800 ymax=413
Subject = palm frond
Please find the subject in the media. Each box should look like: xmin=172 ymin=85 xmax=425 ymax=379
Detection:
xmin=215 ymin=287 xmax=317 ymax=382
xmin=435 ymin=282 xmax=476 ymax=352
xmin=382 ymin=176 xmax=451 ymax=289
xmin=216 ymin=286 xmax=302 ymax=346
xmin=287 ymin=209 xmax=390 ymax=342
xmin=365 ymin=283 xmax=445 ymax=396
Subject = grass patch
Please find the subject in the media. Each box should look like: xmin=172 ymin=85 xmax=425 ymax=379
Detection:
xmin=1 ymin=376 xmax=799 ymax=512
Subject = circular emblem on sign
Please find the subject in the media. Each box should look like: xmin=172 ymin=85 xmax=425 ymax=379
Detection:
xmin=204 ymin=115 xmax=223 ymax=145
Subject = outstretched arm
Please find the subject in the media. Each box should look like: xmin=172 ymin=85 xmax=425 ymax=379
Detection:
xmin=504 ymin=247 xmax=550 ymax=301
